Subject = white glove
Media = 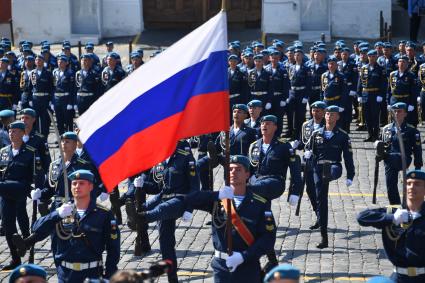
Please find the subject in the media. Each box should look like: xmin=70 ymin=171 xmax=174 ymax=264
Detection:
xmin=387 ymin=105 xmax=392 ymax=111
xmin=346 ymin=179 xmax=353 ymax=187
xmin=66 ymin=104 xmax=73 ymax=110
xmin=29 ymin=101 xmax=33 ymax=107
xmin=393 ymin=208 xmax=409 ymax=225
xmin=304 ymin=150 xmax=312 ymax=159
xmin=12 ymin=104 xmax=17 ymax=111
xmin=265 ymin=103 xmax=272 ymax=110
xmin=182 ymin=211 xmax=193 ymax=222
xmin=290 ymin=140 xmax=300 ymax=149
xmin=357 ymin=97 xmax=363 ymax=103
xmin=31 ymin=188 xmax=42 ymax=201
xmin=376 ymin=96 xmax=383 ymax=103
xmin=417 ymin=96 xmax=421 ymax=103
xmin=50 ymin=103 xmax=55 ymax=112
xmin=226 ymin=252 xmax=244 ymax=272
xmin=349 ymin=90 xmax=357 ymax=97
xmin=280 ymin=100 xmax=286 ymax=107
xmin=133 ymin=176 xmax=144 ymax=188
xmin=218 ymin=186 xmax=234 ymax=200
xmin=286 ymin=98 xmax=290 ymax=104
xmin=17 ymin=101 xmax=22 ymax=110
xmin=73 ymin=105 xmax=78 ymax=111
xmin=288 ymin=195 xmax=299 ymax=206
xmin=249 ymin=175 xmax=257 ymax=185
xmin=408 ymin=105 xmax=414 ymax=112
xmin=98 ymin=192 xmax=109 ymax=202
xmin=302 ymin=98 xmax=308 ymax=104
xmin=56 ymin=202 xmax=73 ymax=218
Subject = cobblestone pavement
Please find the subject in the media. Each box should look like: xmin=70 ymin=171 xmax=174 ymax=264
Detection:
xmin=0 ymin=120 xmax=423 ymax=283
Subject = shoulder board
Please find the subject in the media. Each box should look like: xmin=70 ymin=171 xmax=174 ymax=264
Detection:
xmin=386 ymin=204 xmax=401 ymax=214
xmin=26 ymin=145 xmax=36 ymax=152
xmin=77 ymin=158 xmax=88 ymax=164
xmin=96 ymin=204 xmax=110 ymax=211
xmin=177 ymin=149 xmax=189 ymax=156
xmin=252 ymin=193 xmax=267 ymax=204
xmin=406 ymin=123 xmax=415 ymax=128
xmin=278 ymin=137 xmax=289 ymax=143
xmin=338 ymin=127 xmax=347 ymax=134
xmin=35 ymin=132 xmax=44 ymax=138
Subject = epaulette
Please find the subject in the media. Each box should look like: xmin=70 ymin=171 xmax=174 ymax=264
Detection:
xmin=177 ymin=149 xmax=189 ymax=156
xmin=406 ymin=123 xmax=415 ymax=128
xmin=249 ymin=140 xmax=257 ymax=147
xmin=338 ymin=127 xmax=347 ymax=135
xmin=26 ymin=145 xmax=36 ymax=152
xmin=35 ymin=132 xmax=45 ymax=138
xmin=252 ymin=193 xmax=267 ymax=204
xmin=278 ymin=137 xmax=289 ymax=143
xmin=96 ymin=204 xmax=110 ymax=211
xmin=77 ymin=158 xmax=88 ymax=164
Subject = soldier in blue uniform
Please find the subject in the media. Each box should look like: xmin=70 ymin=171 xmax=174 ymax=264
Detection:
xmin=19 ymin=55 xmax=35 ymax=110
xmin=29 ymin=55 xmax=54 ymax=137
xmin=406 ymin=42 xmax=422 ymax=77
xmin=101 ymin=41 xmax=115 ymax=68
xmin=126 ymin=52 xmax=143 ymax=75
xmin=75 ymin=54 xmax=101 ymax=115
xmin=388 ymin=56 xmax=419 ymax=127
xmin=40 ymin=46 xmax=57 ymax=72
xmin=133 ymin=140 xmax=199 ymax=283
xmin=321 ymin=56 xmax=349 ymax=132
xmin=101 ymin=52 xmax=126 ymax=93
xmin=228 ymin=54 xmax=248 ymax=111
xmin=357 ymin=50 xmax=386 ymax=141
xmin=300 ymin=101 xmax=326 ymax=217
xmin=265 ymin=49 xmax=290 ymax=135
xmin=197 ymin=104 xmax=257 ymax=191
xmin=237 ymin=51 xmax=254 ymax=74
xmin=61 ymin=44 xmax=80 ymax=73
xmin=379 ymin=102 xmax=422 ymax=205
xmin=0 ymin=57 xmax=19 ymax=111
xmin=245 ymin=99 xmax=263 ymax=138
xmin=357 ymin=169 xmax=425 ymax=283
xmin=84 ymin=43 xmax=100 ymax=67
xmin=394 ymin=40 xmax=407 ymax=60
xmin=247 ymin=54 xmax=272 ymax=114
xmin=287 ymin=49 xmax=311 ymax=140
xmin=339 ymin=47 xmax=359 ymax=121
xmin=28 ymin=170 xmax=120 ymax=282
xmin=52 ymin=56 xmax=76 ymax=134
xmin=304 ymin=105 xmax=355 ymax=248
xmin=309 ymin=48 xmax=327 ymax=108
xmin=0 ymin=121 xmax=43 ymax=270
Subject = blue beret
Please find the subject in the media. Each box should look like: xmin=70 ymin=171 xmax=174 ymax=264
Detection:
xmin=327 ymin=56 xmax=338 ymax=63
xmin=62 ymin=40 xmax=70 ymax=46
xmin=316 ymin=48 xmax=327 ymax=54
xmin=294 ymin=48 xmax=303 ymax=53
xmin=9 ymin=264 xmax=47 ymax=283
xmin=130 ymin=51 xmax=141 ymax=59
xmin=317 ymin=43 xmax=326 ymax=48
xmin=310 ymin=46 xmax=317 ymax=52
xmin=367 ymin=50 xmax=378 ymax=56
xmin=106 ymin=41 xmax=114 ymax=46
xmin=22 ymin=46 xmax=31 ymax=52
xmin=406 ymin=169 xmax=425 ymax=181
xmin=253 ymin=54 xmax=264 ymax=60
xmin=391 ymin=102 xmax=407 ymax=110
xmin=264 ymin=264 xmax=300 ymax=282
xmin=342 ymin=47 xmax=350 ymax=52
xmin=8 ymin=121 xmax=25 ymax=130
xmin=0 ymin=57 xmax=9 ymax=63
xmin=0 ymin=109 xmax=15 ymax=118
xmin=293 ymin=40 xmax=303 ymax=47
xmin=359 ymin=42 xmax=369 ymax=48
xmin=406 ymin=41 xmax=416 ymax=48
xmin=107 ymin=52 xmax=119 ymax=59
xmin=62 ymin=45 xmax=71 ymax=50
xmin=35 ymin=54 xmax=44 ymax=60
xmin=233 ymin=104 xmax=249 ymax=113
xmin=311 ymin=101 xmax=327 ymax=109
xmin=137 ymin=48 xmax=144 ymax=56
xmin=21 ymin=108 xmax=36 ymax=117
xmin=354 ymin=40 xmax=363 ymax=45
xmin=360 ymin=47 xmax=369 ymax=53
xmin=269 ymin=48 xmax=280 ymax=55
xmin=41 ymin=43 xmax=50 ymax=49
xmin=273 ymin=41 xmax=284 ymax=48
xmin=58 ymin=55 xmax=68 ymax=62
xmin=261 ymin=115 xmax=278 ymax=124
xmin=374 ymin=41 xmax=384 ymax=47
xmin=254 ymin=43 xmax=265 ymax=49
xmin=261 ymin=49 xmax=270 ymax=55
xmin=286 ymin=46 xmax=295 ymax=52
xmin=80 ymin=54 xmax=90 ymax=59
xmin=326 ymin=105 xmax=342 ymax=113
xmin=40 ymin=48 xmax=49 ymax=54
xmin=229 ymin=155 xmax=250 ymax=171
xmin=366 ymin=276 xmax=395 ymax=283
xmin=399 ymin=40 xmax=407 ymax=44
xmin=383 ymin=42 xmax=393 ymax=48
xmin=61 ymin=131 xmax=78 ymax=141
xmin=398 ymin=55 xmax=409 ymax=61
xmin=68 ymin=169 xmax=94 ymax=183
xmin=243 ymin=51 xmax=254 ymax=58
xmin=247 ymin=100 xmax=262 ymax=108
xmin=228 ymin=54 xmax=238 ymax=61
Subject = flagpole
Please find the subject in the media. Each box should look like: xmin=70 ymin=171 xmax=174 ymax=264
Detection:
xmin=221 ymin=0 xmax=226 ymax=11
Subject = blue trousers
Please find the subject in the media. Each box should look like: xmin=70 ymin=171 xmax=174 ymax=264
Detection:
xmin=77 ymin=95 xmax=96 ymax=115
xmin=364 ymin=94 xmax=381 ymax=136
xmin=211 ymin=257 xmax=261 ymax=283
xmin=384 ymin=154 xmax=412 ymax=205
xmin=53 ymin=96 xmax=74 ymax=135
xmin=32 ymin=95 xmax=51 ymax=137
xmin=57 ymin=265 xmax=103 ymax=283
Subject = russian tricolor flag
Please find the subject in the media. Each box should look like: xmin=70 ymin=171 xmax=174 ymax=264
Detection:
xmin=77 ymin=12 xmax=229 ymax=191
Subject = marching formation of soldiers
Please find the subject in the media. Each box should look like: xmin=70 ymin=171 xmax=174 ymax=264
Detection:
xmin=0 ymin=34 xmax=425 ymax=283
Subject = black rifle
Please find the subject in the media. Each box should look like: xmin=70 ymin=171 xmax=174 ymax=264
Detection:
xmin=295 ymin=157 xmax=308 ymax=216
xmin=134 ymin=185 xmax=150 ymax=256
xmin=28 ymin=156 xmax=41 ymax=263
xmin=109 ymin=187 xmax=122 ymax=225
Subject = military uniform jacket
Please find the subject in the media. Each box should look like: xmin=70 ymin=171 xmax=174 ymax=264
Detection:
xmin=357 ymin=203 xmax=425 ymax=269
xmin=20 ymin=68 xmax=33 ymax=96
xmin=41 ymin=153 xmax=93 ymax=201
xmin=29 ymin=68 xmax=54 ymax=96
xmin=321 ymin=71 xmax=347 ymax=107
xmin=377 ymin=55 xmax=397 ymax=79
xmin=143 ymin=141 xmax=200 ymax=196
xmin=357 ymin=63 xmax=386 ymax=100
xmin=101 ymin=66 xmax=126 ymax=92
xmin=64 ymin=53 xmax=80 ymax=73
xmin=306 ymin=127 xmax=355 ymax=180
xmin=0 ymin=69 xmax=19 ymax=103
xmin=76 ymin=68 xmax=101 ymax=98
xmin=247 ymin=68 xmax=272 ymax=103
xmin=228 ymin=67 xmax=248 ymax=103
xmin=381 ymin=122 xmax=423 ymax=168
xmin=338 ymin=59 xmax=358 ymax=92
xmin=388 ymin=70 xmax=418 ymax=105
xmin=53 ymin=68 xmax=76 ymax=105
xmin=288 ymin=64 xmax=311 ymax=101
xmin=126 ymin=63 xmax=143 ymax=75
xmin=216 ymin=125 xmax=257 ymax=156
xmin=408 ymin=57 xmax=422 ymax=76
xmin=0 ymin=144 xmax=43 ymax=187
xmin=265 ymin=64 xmax=290 ymax=100
xmin=417 ymin=62 xmax=425 ymax=92
xmin=32 ymin=200 xmax=120 ymax=278
xmin=26 ymin=130 xmax=51 ymax=174
xmin=185 ymin=189 xmax=276 ymax=263
xmin=249 ymin=136 xmax=302 ymax=194
xmin=301 ymin=119 xmax=324 ymax=146
xmin=43 ymin=53 xmax=58 ymax=72
xmin=310 ymin=62 xmax=328 ymax=92
xmin=244 ymin=118 xmax=261 ymax=139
